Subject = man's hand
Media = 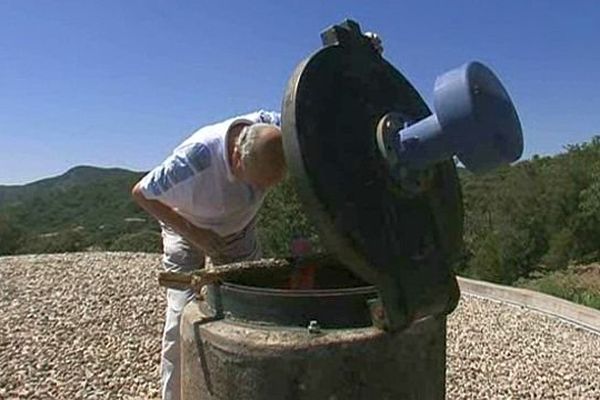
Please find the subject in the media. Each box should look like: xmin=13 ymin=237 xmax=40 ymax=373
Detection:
xmin=185 ymin=225 xmax=227 ymax=255
xmin=131 ymin=182 xmax=226 ymax=256
xmin=364 ymin=31 xmax=383 ymax=55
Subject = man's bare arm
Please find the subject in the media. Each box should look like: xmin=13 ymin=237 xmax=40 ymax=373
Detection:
xmin=131 ymin=182 xmax=225 ymax=254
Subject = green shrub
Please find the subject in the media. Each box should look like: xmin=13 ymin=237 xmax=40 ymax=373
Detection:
xmin=257 ymin=178 xmax=321 ymax=257
xmin=19 ymin=229 xmax=90 ymax=254
xmin=519 ymin=267 xmax=600 ymax=310
xmin=0 ymin=215 xmax=23 ymax=255
xmin=109 ymin=230 xmax=162 ymax=253
xmin=541 ymin=228 xmax=575 ymax=270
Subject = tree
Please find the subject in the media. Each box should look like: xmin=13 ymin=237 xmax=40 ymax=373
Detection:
xmin=257 ymin=178 xmax=320 ymax=257
xmin=0 ymin=214 xmax=22 ymax=255
xmin=109 ymin=230 xmax=162 ymax=253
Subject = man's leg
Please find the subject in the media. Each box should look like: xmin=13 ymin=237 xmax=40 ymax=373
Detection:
xmin=159 ymin=225 xmax=205 ymax=400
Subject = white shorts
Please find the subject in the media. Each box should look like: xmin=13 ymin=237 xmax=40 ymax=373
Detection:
xmin=159 ymin=218 xmax=261 ymax=400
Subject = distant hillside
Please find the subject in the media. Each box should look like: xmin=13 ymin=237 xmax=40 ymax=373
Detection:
xmin=0 ymin=166 xmax=142 ymax=207
xmin=0 ymin=166 xmax=159 ymax=255
xmin=459 ymin=138 xmax=600 ymax=282
xmin=2 ymin=137 xmax=600 ymax=280
xmin=0 ymin=164 xmax=317 ymax=257
xmin=2 ymin=143 xmax=599 ymax=310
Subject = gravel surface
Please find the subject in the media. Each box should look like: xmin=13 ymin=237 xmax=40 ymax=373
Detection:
xmin=447 ymin=296 xmax=600 ymax=399
xmin=0 ymin=253 xmax=164 ymax=400
xmin=1 ymin=252 xmax=599 ymax=399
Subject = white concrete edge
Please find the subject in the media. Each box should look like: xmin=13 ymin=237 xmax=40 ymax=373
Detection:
xmin=457 ymin=276 xmax=600 ymax=336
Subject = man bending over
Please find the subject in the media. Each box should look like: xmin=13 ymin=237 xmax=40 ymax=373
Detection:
xmin=131 ymin=110 xmax=285 ymax=400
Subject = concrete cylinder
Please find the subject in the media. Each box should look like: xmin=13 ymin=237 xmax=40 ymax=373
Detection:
xmin=180 ymin=299 xmax=446 ymax=399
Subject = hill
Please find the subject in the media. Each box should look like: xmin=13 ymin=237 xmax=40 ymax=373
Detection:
xmin=0 ymin=166 xmax=157 ymax=254
xmin=0 ymin=165 xmax=317 ymax=257
xmin=0 ymin=138 xmax=599 ymax=309
xmin=0 ymin=166 xmax=140 ymax=207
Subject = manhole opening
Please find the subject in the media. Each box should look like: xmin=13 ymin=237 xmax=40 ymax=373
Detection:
xmin=222 ymin=257 xmax=372 ymax=291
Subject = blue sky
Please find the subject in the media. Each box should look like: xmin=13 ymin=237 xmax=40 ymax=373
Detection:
xmin=1 ymin=1 xmax=599 ymax=184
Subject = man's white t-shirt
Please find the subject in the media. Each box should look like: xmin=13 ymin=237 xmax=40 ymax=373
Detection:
xmin=138 ymin=110 xmax=281 ymax=237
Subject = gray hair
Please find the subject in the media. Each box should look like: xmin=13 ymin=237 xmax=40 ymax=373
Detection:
xmin=236 ymin=123 xmax=273 ymax=169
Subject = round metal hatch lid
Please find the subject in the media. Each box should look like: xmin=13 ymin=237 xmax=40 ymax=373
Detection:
xmin=280 ymin=20 xmax=462 ymax=326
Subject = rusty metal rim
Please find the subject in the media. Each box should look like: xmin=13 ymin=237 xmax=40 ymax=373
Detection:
xmin=205 ymin=281 xmax=380 ymax=328
xmin=220 ymin=281 xmax=377 ymax=297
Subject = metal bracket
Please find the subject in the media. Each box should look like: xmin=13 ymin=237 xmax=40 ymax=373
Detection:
xmin=321 ymin=19 xmax=383 ymax=58
xmin=376 ymin=112 xmax=437 ymax=196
